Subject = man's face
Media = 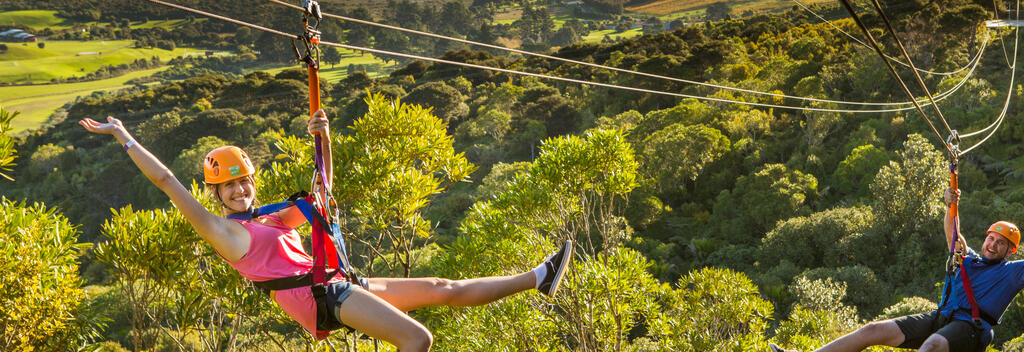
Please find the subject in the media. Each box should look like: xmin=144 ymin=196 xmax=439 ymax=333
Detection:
xmin=981 ymin=232 xmax=1014 ymax=261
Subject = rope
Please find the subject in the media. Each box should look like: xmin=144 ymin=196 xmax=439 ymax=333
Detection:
xmin=266 ymin=0 xmax=975 ymax=108
xmin=869 ymin=0 xmax=955 ymax=138
xmin=837 ymin=0 xmax=952 ymax=153
xmin=139 ymin=0 xmax=981 ymax=114
xmin=791 ymin=0 xmax=979 ymax=76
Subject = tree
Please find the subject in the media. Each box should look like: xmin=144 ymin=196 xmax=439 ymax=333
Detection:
xmin=1 ymin=197 xmax=97 ymax=351
xmin=652 ymin=268 xmax=775 ymax=350
xmin=550 ymin=25 xmax=581 ymax=47
xmin=423 ymin=129 xmax=643 ymax=350
xmin=832 ymin=144 xmax=891 ymax=199
xmin=0 ymin=107 xmax=18 ymax=181
xmin=403 ymin=81 xmax=469 ymax=123
xmin=712 ymin=163 xmax=818 ymax=244
xmin=374 ymin=30 xmax=410 ymax=65
xmin=870 ymin=134 xmax=947 ymax=235
xmin=332 ymin=93 xmax=476 ymax=276
xmin=346 ymin=27 xmax=373 ymax=55
xmin=706 ymin=2 xmax=732 ymax=21
xmin=321 ymin=46 xmax=342 ymax=68
xmin=639 ymin=123 xmax=731 ymax=196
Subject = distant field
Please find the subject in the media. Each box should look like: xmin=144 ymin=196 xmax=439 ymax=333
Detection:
xmin=253 ymin=48 xmax=398 ymax=82
xmin=0 ymin=40 xmax=196 ymax=84
xmin=583 ymin=28 xmax=645 ymax=43
xmin=2 ymin=67 xmax=170 ymax=133
xmin=0 ymin=10 xmax=71 ymax=30
xmin=130 ymin=18 xmax=207 ymax=30
xmin=625 ymin=0 xmax=834 ymax=15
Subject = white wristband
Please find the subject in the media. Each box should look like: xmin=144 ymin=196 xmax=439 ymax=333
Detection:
xmin=123 ymin=139 xmax=136 ymax=151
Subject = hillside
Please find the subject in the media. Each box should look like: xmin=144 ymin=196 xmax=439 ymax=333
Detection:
xmin=5 ymin=0 xmax=1024 ymax=351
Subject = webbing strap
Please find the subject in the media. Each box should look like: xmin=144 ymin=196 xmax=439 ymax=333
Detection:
xmin=959 ymin=263 xmax=983 ymax=325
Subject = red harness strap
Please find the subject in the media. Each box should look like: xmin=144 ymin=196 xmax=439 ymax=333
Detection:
xmin=958 ymin=263 xmax=983 ymax=326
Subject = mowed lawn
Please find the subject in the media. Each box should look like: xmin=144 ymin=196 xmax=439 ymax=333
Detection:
xmin=2 ymin=66 xmax=169 ymax=133
xmin=0 ymin=40 xmax=194 ymax=84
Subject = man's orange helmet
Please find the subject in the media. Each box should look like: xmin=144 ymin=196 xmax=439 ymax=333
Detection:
xmin=203 ymin=146 xmax=255 ymax=184
xmin=988 ymin=221 xmax=1020 ymax=255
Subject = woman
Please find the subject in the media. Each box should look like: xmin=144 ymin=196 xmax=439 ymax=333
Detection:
xmin=79 ymin=110 xmax=572 ymax=351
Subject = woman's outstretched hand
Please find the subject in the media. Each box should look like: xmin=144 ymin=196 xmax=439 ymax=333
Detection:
xmin=79 ymin=116 xmax=126 ymax=135
xmin=307 ymin=109 xmax=329 ymax=136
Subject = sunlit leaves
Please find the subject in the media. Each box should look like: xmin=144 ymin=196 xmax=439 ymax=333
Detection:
xmin=0 ymin=197 xmax=91 ymax=351
xmin=0 ymin=107 xmax=18 ymax=181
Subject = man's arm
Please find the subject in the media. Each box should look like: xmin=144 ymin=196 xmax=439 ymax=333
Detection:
xmin=943 ymin=187 xmax=965 ymax=252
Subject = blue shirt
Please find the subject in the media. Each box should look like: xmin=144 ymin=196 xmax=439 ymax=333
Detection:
xmin=939 ymin=246 xmax=1024 ymax=342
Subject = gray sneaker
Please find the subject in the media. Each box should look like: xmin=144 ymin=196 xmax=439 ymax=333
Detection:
xmin=537 ymin=240 xmax=573 ymax=297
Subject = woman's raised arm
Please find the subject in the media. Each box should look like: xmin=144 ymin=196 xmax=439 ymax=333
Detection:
xmin=79 ymin=117 xmax=249 ymax=260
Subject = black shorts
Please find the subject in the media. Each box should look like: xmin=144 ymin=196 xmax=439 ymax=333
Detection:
xmin=894 ymin=311 xmax=991 ymax=352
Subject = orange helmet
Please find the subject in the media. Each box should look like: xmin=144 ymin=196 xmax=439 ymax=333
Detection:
xmin=203 ymin=146 xmax=255 ymax=184
xmin=988 ymin=221 xmax=1020 ymax=254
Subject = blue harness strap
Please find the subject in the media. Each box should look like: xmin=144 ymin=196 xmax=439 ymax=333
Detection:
xmin=227 ymin=191 xmax=352 ymax=283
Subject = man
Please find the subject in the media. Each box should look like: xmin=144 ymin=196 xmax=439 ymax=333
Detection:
xmin=771 ymin=187 xmax=1022 ymax=352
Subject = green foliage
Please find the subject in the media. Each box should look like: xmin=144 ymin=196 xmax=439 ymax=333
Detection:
xmin=92 ymin=184 xmax=286 ymax=350
xmin=760 ymin=205 xmax=874 ymax=270
xmin=0 ymin=107 xmax=17 ymax=181
xmin=0 ymin=197 xmax=96 ymax=351
xmin=335 ymin=93 xmax=476 ymax=276
xmin=426 ymin=129 xmax=640 ymax=350
xmin=712 ymin=163 xmax=818 ymax=244
xmin=799 ymin=266 xmax=888 ymax=318
xmin=832 ymin=144 xmax=891 ymax=199
xmin=773 ymin=277 xmax=859 ymax=350
xmin=639 ymin=123 xmax=731 ymax=196
xmin=651 ymin=267 xmax=773 ymax=351
xmin=403 ymin=81 xmax=469 ymax=124
xmin=874 ymin=296 xmax=936 ymax=321
xmin=871 ymin=134 xmax=947 ymax=231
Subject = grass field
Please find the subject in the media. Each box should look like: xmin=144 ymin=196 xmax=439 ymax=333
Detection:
xmin=251 ymin=48 xmax=398 ymax=82
xmin=0 ymin=40 xmax=197 ymax=84
xmin=583 ymin=28 xmax=645 ymax=43
xmin=0 ymin=10 xmax=71 ymax=30
xmin=2 ymin=66 xmax=170 ymax=133
xmin=625 ymin=0 xmax=834 ymax=16
xmin=130 ymin=18 xmax=207 ymax=30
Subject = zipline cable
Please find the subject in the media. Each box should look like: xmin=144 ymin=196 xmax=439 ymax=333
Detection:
xmin=265 ymin=0 xmax=973 ymax=108
xmin=791 ymin=0 xmax=980 ymax=76
xmin=994 ymin=0 xmax=1013 ymax=68
xmin=838 ymin=0 xmax=952 ymax=153
xmin=869 ymin=0 xmax=955 ymax=138
xmin=961 ymin=8 xmax=1019 ymax=154
xmin=141 ymin=0 xmax=977 ymax=114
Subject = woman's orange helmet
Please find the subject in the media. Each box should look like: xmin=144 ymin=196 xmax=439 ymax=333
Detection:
xmin=988 ymin=221 xmax=1020 ymax=254
xmin=203 ymin=146 xmax=255 ymax=184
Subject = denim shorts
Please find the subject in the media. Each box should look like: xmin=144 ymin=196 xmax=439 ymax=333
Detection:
xmin=317 ymin=278 xmax=369 ymax=331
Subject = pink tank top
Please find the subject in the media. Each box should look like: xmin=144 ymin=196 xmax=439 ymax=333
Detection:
xmin=225 ymin=214 xmax=344 ymax=339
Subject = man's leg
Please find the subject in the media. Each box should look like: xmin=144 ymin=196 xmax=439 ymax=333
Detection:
xmin=814 ymin=320 xmax=905 ymax=352
xmin=917 ymin=333 xmax=949 ymax=352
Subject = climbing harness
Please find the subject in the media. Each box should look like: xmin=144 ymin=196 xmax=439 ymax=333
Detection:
xmin=935 ymin=136 xmax=1000 ymax=332
xmin=226 ymin=0 xmax=359 ymax=338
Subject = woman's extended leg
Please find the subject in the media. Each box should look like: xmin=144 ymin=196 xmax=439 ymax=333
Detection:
xmin=366 ymin=273 xmax=535 ymax=312
xmin=334 ymin=288 xmax=434 ymax=352
xmin=366 ymin=240 xmax=573 ymax=312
